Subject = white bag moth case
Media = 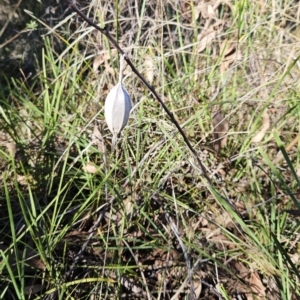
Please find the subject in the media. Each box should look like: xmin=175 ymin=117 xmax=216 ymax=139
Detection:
xmin=104 ymin=54 xmax=132 ymax=150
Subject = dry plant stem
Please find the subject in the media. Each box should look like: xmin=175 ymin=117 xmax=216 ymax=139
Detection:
xmin=64 ymin=0 xmax=212 ymax=185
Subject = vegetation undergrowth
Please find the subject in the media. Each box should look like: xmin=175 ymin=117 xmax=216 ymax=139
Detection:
xmin=1 ymin=0 xmax=300 ymax=299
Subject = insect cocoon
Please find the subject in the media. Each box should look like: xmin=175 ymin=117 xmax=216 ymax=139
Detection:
xmin=104 ymin=82 xmax=131 ymax=149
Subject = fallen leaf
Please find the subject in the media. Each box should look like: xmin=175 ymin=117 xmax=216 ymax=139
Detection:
xmin=207 ymin=4 xmax=216 ymax=18
xmin=249 ymin=271 xmax=266 ymax=298
xmin=252 ymin=109 xmax=270 ymax=143
xmin=5 ymin=142 xmax=17 ymax=156
xmin=289 ymin=253 xmax=299 ymax=264
xmin=197 ymin=29 xmax=217 ymax=53
xmin=17 ymin=174 xmax=36 ymax=186
xmin=195 ymin=2 xmax=216 ymax=20
xmin=233 ymin=261 xmax=266 ymax=299
xmin=92 ymin=121 xmax=105 ymax=153
xmin=0 ymin=244 xmax=45 ymax=275
xmin=93 ymin=49 xmax=117 ymax=75
xmin=220 ymin=36 xmax=243 ymax=74
xmin=212 ymin=111 xmax=229 ymax=153
xmin=194 ymin=281 xmax=202 ymax=299
xmin=208 ymin=234 xmax=237 ymax=249
xmin=234 ymin=260 xmax=249 ymax=278
xmin=82 ymin=162 xmax=98 ymax=174
xmin=144 ymin=54 xmax=154 ymax=83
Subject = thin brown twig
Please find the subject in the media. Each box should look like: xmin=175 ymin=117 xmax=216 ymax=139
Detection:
xmin=64 ymin=0 xmax=213 ymax=185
